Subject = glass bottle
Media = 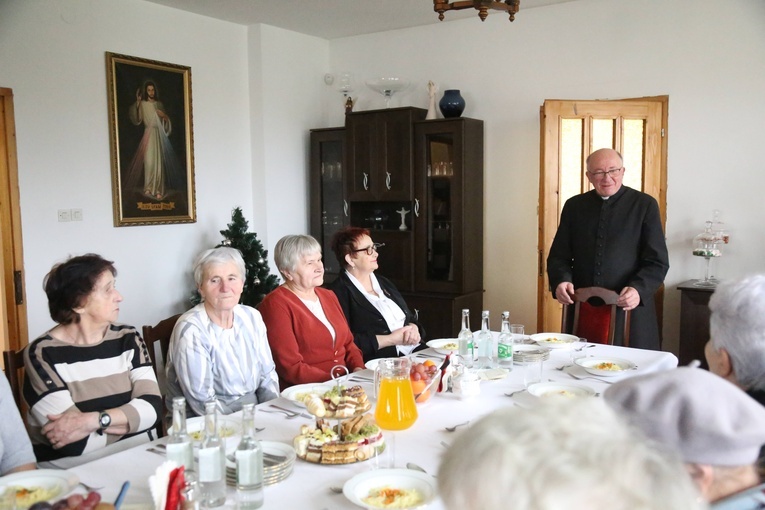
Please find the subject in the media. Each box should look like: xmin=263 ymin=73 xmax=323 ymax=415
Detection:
xmin=475 ymin=310 xmax=496 ymax=369
xmin=457 ymin=309 xmax=473 ymax=368
xmin=497 ymin=311 xmax=513 ymax=370
xmin=199 ymin=400 xmax=226 ymax=507
xmin=235 ymin=403 xmax=264 ymax=510
xmin=166 ymin=396 xmax=195 ymax=474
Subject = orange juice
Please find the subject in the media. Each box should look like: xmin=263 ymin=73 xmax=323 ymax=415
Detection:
xmin=375 ymin=377 xmax=418 ymax=430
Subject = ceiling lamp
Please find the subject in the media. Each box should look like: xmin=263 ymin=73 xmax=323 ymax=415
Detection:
xmin=433 ymin=0 xmax=520 ymax=22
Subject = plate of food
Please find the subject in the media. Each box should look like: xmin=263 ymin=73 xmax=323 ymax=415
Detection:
xmin=169 ymin=415 xmax=242 ymax=442
xmin=530 ymin=333 xmax=579 ymax=349
xmin=426 ymin=338 xmax=459 ymax=355
xmin=286 ymin=384 xmax=372 ymax=418
xmin=281 ymin=383 xmax=337 ymax=408
xmin=574 ymin=357 xmax=637 ymax=377
xmin=526 ymin=381 xmax=596 ymax=398
xmin=293 ymin=415 xmax=385 ymax=465
xmin=343 ymin=468 xmax=437 ymax=509
xmin=0 ymin=469 xmax=79 ymax=508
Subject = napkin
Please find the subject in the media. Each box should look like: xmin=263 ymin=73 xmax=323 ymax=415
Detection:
xmin=148 ymin=461 xmax=185 ymax=510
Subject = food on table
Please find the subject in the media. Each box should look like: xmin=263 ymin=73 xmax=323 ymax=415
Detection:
xmin=441 ymin=342 xmax=458 ymax=350
xmin=361 ymin=486 xmax=424 ymax=508
xmin=293 ymin=414 xmax=385 ymax=465
xmin=26 ymin=491 xmax=107 ymax=510
xmin=410 ymin=361 xmax=439 ymax=403
xmin=298 ymin=385 xmax=371 ymax=418
xmin=188 ymin=424 xmax=236 ymax=441
xmin=594 ymin=362 xmax=623 ymax=371
xmin=541 ymin=336 xmax=563 ymax=343
xmin=11 ymin=486 xmax=61 ymax=508
xmin=541 ymin=390 xmax=576 ymax=398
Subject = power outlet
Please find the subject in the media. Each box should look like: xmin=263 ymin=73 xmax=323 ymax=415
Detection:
xmin=71 ymin=209 xmax=83 ymax=221
xmin=58 ymin=209 xmax=71 ymax=222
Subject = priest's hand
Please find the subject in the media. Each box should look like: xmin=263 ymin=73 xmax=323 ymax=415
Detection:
xmin=617 ymin=286 xmax=640 ymax=311
xmin=554 ymin=282 xmax=575 ymax=305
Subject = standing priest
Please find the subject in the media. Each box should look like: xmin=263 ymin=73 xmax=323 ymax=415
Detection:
xmin=547 ymin=148 xmax=669 ymax=350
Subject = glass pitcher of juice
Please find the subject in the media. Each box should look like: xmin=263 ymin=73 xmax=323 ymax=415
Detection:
xmin=374 ymin=358 xmax=418 ymax=430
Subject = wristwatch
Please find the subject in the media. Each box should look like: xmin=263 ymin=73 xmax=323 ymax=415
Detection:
xmin=97 ymin=411 xmax=111 ymax=435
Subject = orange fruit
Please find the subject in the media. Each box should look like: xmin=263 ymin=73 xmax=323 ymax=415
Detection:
xmin=423 ymin=359 xmax=436 ymax=368
xmin=410 ymin=379 xmax=426 ymax=395
xmin=415 ymin=389 xmax=430 ymax=403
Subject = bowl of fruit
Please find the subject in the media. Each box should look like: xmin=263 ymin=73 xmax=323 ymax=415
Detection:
xmin=409 ymin=360 xmax=441 ymax=404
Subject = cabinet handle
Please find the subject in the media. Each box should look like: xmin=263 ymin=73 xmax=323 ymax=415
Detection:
xmin=385 ymin=172 xmax=392 ymax=190
xmin=363 ymin=172 xmax=369 ymax=191
xmin=343 ymin=200 xmax=349 ymax=217
xmin=414 ymin=198 xmax=420 ymax=217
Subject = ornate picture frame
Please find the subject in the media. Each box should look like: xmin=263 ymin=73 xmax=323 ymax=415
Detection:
xmin=105 ymin=52 xmax=196 ymax=226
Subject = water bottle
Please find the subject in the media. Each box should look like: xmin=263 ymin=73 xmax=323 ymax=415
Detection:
xmin=475 ymin=310 xmax=496 ymax=369
xmin=166 ymin=396 xmax=194 ymax=474
xmin=236 ymin=403 xmax=264 ymax=509
xmin=199 ymin=400 xmax=226 ymax=507
xmin=497 ymin=311 xmax=513 ymax=370
xmin=457 ymin=309 xmax=473 ymax=368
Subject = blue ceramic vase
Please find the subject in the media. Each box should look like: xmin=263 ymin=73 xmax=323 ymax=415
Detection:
xmin=439 ymin=89 xmax=465 ymax=118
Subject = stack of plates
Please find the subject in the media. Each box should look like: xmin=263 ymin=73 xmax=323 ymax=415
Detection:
xmin=513 ymin=344 xmax=550 ymax=364
xmin=226 ymin=441 xmax=296 ymax=487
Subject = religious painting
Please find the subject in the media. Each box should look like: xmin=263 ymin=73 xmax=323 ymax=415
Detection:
xmin=106 ymin=52 xmax=196 ymax=226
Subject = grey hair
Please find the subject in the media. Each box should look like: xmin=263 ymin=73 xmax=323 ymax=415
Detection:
xmin=438 ymin=399 xmax=705 ymax=510
xmin=273 ymin=234 xmax=321 ymax=275
xmin=193 ymin=247 xmax=246 ymax=287
xmin=709 ymin=273 xmax=765 ymax=391
xmin=586 ymin=148 xmax=624 ymax=170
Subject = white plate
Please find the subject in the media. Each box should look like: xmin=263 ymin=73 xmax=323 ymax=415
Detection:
xmin=343 ymin=468 xmax=437 ymax=509
xmin=575 ymin=357 xmax=636 ymax=377
xmin=365 ymin=358 xmax=399 ymax=371
xmin=426 ymin=338 xmax=459 ymax=355
xmin=280 ymin=383 xmax=336 ymax=407
xmin=526 ymin=381 xmax=596 ymax=398
xmin=225 ymin=440 xmax=296 ymax=469
xmin=0 ymin=469 xmax=79 ymax=507
xmin=169 ymin=415 xmax=242 ymax=442
xmin=530 ymin=333 xmax=579 ymax=349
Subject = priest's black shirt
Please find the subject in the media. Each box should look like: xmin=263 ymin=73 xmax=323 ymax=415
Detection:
xmin=547 ymin=186 xmax=669 ymax=350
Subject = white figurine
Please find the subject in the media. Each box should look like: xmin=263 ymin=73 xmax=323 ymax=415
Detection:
xmin=426 ymin=80 xmax=438 ymax=120
xmin=396 ymin=207 xmax=410 ymax=231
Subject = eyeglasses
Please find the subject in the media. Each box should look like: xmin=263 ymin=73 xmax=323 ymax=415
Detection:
xmin=588 ymin=167 xmax=624 ymax=180
xmin=352 ymin=243 xmax=385 ymax=256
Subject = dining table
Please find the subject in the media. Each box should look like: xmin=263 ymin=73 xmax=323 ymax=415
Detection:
xmin=67 ymin=341 xmax=678 ymax=510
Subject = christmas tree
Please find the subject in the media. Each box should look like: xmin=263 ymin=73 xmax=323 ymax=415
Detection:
xmin=192 ymin=207 xmax=280 ymax=307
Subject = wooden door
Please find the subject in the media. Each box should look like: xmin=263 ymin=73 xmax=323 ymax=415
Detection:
xmin=537 ymin=97 xmax=668 ymax=334
xmin=0 ymin=87 xmax=29 ymax=365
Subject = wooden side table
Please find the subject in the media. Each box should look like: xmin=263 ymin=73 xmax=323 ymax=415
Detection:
xmin=677 ymin=280 xmax=717 ymax=368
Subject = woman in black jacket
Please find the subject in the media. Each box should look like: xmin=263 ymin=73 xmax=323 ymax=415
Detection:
xmin=329 ymin=227 xmax=425 ymax=362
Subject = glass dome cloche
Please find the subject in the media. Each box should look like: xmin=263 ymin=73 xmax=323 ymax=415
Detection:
xmin=692 ymin=220 xmax=723 ymax=287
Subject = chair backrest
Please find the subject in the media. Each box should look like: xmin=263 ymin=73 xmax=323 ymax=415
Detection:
xmin=3 ymin=348 xmax=25 ymax=410
xmin=561 ymin=287 xmax=631 ymax=346
xmin=142 ymin=313 xmax=182 ymax=376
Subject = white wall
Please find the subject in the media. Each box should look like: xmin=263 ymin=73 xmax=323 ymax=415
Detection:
xmin=0 ymin=0 xmax=325 ymax=338
xmin=323 ymin=0 xmax=765 ymax=353
xmin=2 ymin=0 xmax=764 ymax=354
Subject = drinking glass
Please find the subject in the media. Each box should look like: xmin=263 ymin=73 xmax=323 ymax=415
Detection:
xmin=571 ymin=337 xmax=588 ymax=363
xmin=375 ymin=358 xmax=418 ymax=468
xmin=523 ymin=358 xmax=543 ymax=388
xmin=510 ymin=324 xmax=525 ymax=344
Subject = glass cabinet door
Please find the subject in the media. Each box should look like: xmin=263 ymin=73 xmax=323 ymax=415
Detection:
xmin=310 ymin=128 xmax=347 ymax=280
xmin=425 ymin=133 xmax=455 ymax=283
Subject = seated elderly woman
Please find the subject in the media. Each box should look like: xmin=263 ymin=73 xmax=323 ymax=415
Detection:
xmin=705 ymin=273 xmax=765 ymax=407
xmin=165 ymin=247 xmax=280 ymax=416
xmin=1 ymin=375 xmax=36 ymax=475
xmin=604 ymin=367 xmax=765 ymax=503
xmin=328 ymin=226 xmax=425 ymax=362
xmin=438 ymin=398 xmax=705 ymax=510
xmin=258 ymin=234 xmax=364 ymax=389
xmin=24 ymin=254 xmax=162 ymax=465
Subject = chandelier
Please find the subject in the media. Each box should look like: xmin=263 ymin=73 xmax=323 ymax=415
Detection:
xmin=433 ymin=0 xmax=520 ymax=22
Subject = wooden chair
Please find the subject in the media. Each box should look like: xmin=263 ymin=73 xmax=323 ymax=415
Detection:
xmin=561 ymin=287 xmax=631 ymax=346
xmin=3 ymin=348 xmax=25 ymax=411
xmin=142 ymin=313 xmax=182 ymax=377
xmin=142 ymin=313 xmax=182 ymax=438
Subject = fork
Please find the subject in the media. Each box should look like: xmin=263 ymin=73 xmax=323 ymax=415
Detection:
xmin=261 ymin=408 xmax=301 ymax=419
xmin=567 ymin=371 xmax=615 ymax=384
xmin=269 ymin=404 xmax=313 ymax=419
xmin=444 ymin=421 xmax=469 ymax=432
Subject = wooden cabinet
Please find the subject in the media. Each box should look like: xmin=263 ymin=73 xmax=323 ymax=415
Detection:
xmin=678 ymin=280 xmax=715 ymax=368
xmin=310 ymin=111 xmax=484 ymax=339
xmin=309 ymin=127 xmax=347 ymax=282
xmin=345 ymin=107 xmax=426 ymax=201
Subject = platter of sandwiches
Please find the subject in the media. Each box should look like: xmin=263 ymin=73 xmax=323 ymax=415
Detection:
xmin=297 ymin=384 xmax=372 ymax=419
xmin=293 ymin=414 xmax=385 ymax=465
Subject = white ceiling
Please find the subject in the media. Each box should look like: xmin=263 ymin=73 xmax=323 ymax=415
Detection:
xmin=142 ymin=0 xmax=576 ymax=39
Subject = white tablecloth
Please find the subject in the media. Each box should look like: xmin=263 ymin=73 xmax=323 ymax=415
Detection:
xmin=68 ymin=344 xmax=677 ymax=510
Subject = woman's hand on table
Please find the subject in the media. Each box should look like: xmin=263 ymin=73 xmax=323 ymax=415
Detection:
xmin=43 ymin=409 xmax=99 ymax=448
xmin=377 ymin=324 xmax=421 ymax=348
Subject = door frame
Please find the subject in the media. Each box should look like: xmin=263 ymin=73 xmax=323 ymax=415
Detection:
xmin=0 ymin=87 xmax=29 ymax=362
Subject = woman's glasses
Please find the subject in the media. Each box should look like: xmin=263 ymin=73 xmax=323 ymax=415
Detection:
xmin=352 ymin=242 xmax=385 ymax=256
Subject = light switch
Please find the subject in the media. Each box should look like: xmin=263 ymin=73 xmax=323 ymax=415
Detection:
xmin=58 ymin=209 xmax=71 ymax=222
xmin=72 ymin=209 xmax=83 ymax=221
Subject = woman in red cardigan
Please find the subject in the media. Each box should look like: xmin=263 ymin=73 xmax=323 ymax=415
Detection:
xmin=258 ymin=234 xmax=365 ymax=390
